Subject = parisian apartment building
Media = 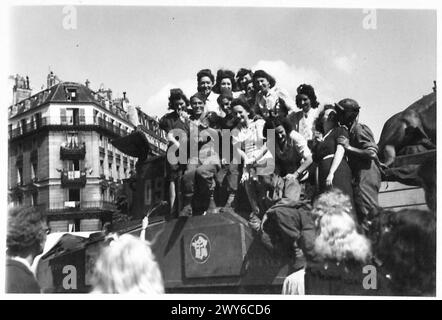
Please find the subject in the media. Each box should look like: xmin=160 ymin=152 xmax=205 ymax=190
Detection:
xmin=8 ymin=72 xmax=166 ymax=233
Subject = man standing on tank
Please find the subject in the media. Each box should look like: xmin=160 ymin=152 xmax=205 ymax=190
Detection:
xmin=335 ymin=99 xmax=382 ymax=231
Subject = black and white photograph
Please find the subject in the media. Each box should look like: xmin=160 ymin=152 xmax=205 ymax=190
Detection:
xmin=2 ymin=0 xmax=438 ymax=301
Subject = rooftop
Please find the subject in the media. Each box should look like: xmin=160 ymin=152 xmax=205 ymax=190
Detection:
xmin=9 ymin=81 xmax=131 ymax=124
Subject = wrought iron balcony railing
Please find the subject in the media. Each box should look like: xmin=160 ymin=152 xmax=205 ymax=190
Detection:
xmin=60 ymin=170 xmax=87 ymax=187
xmin=9 ymin=117 xmax=132 ymax=140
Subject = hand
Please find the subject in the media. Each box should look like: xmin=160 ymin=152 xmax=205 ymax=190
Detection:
xmin=326 ymin=173 xmax=334 ymax=187
xmin=289 ymin=171 xmax=300 ymax=180
xmin=179 ymin=110 xmax=189 ymax=120
xmin=244 ymin=156 xmax=255 ymax=166
xmin=260 ymin=214 xmax=268 ymax=231
xmin=241 ymin=171 xmax=250 ymax=183
xmin=294 ymin=247 xmax=304 ymax=259
xmin=142 ymin=216 xmax=149 ymax=229
xmin=337 ymin=136 xmax=350 ymax=149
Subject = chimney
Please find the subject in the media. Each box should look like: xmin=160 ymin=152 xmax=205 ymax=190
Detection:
xmin=12 ymin=74 xmax=32 ymax=105
xmin=123 ymin=92 xmax=126 ymax=100
xmin=47 ymin=71 xmax=56 ymax=88
xmin=85 ymin=79 xmax=90 ymax=88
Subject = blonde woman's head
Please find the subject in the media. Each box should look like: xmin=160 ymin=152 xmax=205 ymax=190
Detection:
xmin=91 ymin=234 xmax=164 ymax=294
xmin=312 ymin=190 xmax=372 ymax=263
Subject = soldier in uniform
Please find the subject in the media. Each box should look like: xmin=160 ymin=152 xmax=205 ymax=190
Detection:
xmin=335 ymin=98 xmax=383 ymax=231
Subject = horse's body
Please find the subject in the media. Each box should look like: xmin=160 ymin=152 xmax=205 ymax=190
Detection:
xmin=378 ymin=92 xmax=436 ymax=167
xmin=377 ymin=91 xmax=436 ymax=212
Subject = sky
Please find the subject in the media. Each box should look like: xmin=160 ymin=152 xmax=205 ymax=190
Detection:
xmin=8 ymin=5 xmax=437 ymax=141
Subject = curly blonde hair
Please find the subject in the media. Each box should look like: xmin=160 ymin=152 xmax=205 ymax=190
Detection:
xmin=91 ymin=234 xmax=164 ymax=294
xmin=312 ymin=190 xmax=371 ymax=263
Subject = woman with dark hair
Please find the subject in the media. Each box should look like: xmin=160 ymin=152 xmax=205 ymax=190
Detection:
xmin=253 ymin=70 xmax=296 ymax=119
xmin=311 ymin=106 xmax=354 ymax=206
xmin=231 ymin=97 xmax=274 ymax=221
xmin=289 ymin=84 xmax=321 ymax=143
xmin=236 ymin=68 xmax=253 ymax=92
xmin=213 ymin=69 xmax=239 ymax=97
xmin=244 ymin=80 xmax=256 ymax=107
xmin=196 ymin=69 xmax=221 ymax=115
xmin=264 ymin=117 xmax=313 ymax=182
xmin=376 ymin=209 xmax=436 ymax=296
xmin=159 ymin=88 xmax=191 ymax=215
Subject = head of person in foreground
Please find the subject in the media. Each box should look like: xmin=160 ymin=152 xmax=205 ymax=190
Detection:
xmin=91 ymin=234 xmax=164 ymax=294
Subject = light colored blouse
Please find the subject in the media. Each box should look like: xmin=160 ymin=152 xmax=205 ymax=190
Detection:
xmin=232 ymin=118 xmax=274 ymax=176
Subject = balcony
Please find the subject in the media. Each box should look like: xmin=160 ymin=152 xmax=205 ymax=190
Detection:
xmin=96 ymin=118 xmax=130 ymax=138
xmin=39 ymin=200 xmax=116 ymax=214
xmin=60 ymin=142 xmax=86 ymax=160
xmin=61 ymin=170 xmax=87 ymax=188
xmin=9 ymin=118 xmax=47 ymax=139
xmin=9 ymin=117 xmax=131 ymax=140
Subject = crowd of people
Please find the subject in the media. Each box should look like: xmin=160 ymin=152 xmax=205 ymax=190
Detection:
xmin=155 ymin=67 xmax=435 ymax=295
xmin=158 ymin=67 xmax=383 ymax=232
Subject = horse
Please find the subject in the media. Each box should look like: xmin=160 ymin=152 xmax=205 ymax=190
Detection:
xmin=378 ymin=91 xmax=436 ymax=167
xmin=377 ymin=90 xmax=436 ymax=212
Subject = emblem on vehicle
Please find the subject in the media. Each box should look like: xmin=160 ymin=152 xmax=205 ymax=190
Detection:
xmin=190 ymin=233 xmax=211 ymax=264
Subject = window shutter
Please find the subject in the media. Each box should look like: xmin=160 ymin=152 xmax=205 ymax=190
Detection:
xmin=79 ymin=108 xmax=85 ymax=124
xmin=60 ymin=108 xmax=67 ymax=125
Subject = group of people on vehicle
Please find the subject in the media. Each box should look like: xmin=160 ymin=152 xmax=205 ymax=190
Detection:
xmin=155 ymin=67 xmax=435 ymax=296
xmin=159 ymin=67 xmax=383 ymax=232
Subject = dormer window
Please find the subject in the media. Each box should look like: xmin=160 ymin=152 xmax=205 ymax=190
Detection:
xmin=66 ymin=88 xmax=78 ymax=101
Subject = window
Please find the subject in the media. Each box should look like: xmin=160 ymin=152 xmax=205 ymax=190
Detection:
xmin=93 ymin=110 xmax=99 ymax=124
xmin=67 ymin=160 xmax=80 ymax=171
xmin=21 ymin=119 xmax=27 ymax=133
xmin=66 ymin=108 xmax=79 ymax=125
xmin=68 ymin=133 xmax=78 ymax=147
xmin=31 ymin=162 xmax=37 ymax=181
xmin=17 ymin=167 xmax=23 ymax=185
xmin=116 ymin=165 xmax=120 ymax=180
xmin=34 ymin=112 xmax=42 ymax=128
xmin=68 ymin=189 xmax=80 ymax=202
xmin=123 ymin=167 xmax=127 ymax=178
xmin=108 ymin=163 xmax=113 ymax=177
xmin=101 ymin=189 xmax=106 ymax=201
xmin=100 ymin=160 xmax=104 ymax=176
xmin=66 ymin=88 xmax=77 ymax=101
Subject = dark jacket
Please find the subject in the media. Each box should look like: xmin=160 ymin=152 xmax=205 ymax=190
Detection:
xmin=305 ymin=258 xmax=392 ymax=296
xmin=260 ymin=200 xmax=316 ymax=272
xmin=5 ymin=258 xmax=41 ymax=293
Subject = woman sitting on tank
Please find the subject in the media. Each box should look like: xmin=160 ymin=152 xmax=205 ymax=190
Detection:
xmin=264 ymin=117 xmax=313 ymax=188
xmin=159 ymin=89 xmax=191 ymax=216
xmin=231 ymin=97 xmax=275 ymax=223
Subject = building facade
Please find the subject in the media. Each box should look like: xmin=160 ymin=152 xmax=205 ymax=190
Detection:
xmin=8 ymin=73 xmax=142 ymax=232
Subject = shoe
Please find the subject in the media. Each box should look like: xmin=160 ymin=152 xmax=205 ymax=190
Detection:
xmin=179 ymin=204 xmax=192 ymax=217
